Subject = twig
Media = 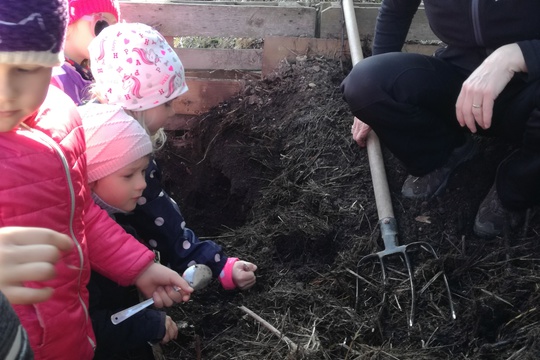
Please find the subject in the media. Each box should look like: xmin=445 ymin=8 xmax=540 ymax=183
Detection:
xmin=480 ymin=288 xmax=514 ymax=308
xmin=196 ymin=129 xmax=223 ymax=165
xmin=346 ymin=267 xmax=378 ymax=289
xmin=195 ymin=334 xmax=201 ymax=360
xmin=506 ymin=346 xmax=527 ymax=360
xmin=238 ymin=305 xmax=300 ymax=353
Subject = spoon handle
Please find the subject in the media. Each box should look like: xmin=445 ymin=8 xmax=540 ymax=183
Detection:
xmin=111 ymin=298 xmax=154 ymax=325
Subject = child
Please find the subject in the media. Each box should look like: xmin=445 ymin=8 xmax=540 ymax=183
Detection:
xmin=51 ymin=0 xmax=120 ymax=104
xmin=0 ymin=1 xmax=192 ymax=359
xmin=80 ymin=104 xmax=177 ymax=359
xmin=86 ymin=22 xmax=258 ymax=291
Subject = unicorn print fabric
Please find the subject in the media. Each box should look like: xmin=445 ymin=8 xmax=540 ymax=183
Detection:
xmin=89 ymin=22 xmax=188 ymax=111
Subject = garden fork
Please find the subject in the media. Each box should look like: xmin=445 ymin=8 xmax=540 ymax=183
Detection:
xmin=342 ymin=0 xmax=456 ymax=327
xmin=356 ymin=216 xmax=456 ymax=326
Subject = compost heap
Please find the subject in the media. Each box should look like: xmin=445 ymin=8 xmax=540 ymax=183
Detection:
xmin=154 ymin=56 xmax=540 ymax=360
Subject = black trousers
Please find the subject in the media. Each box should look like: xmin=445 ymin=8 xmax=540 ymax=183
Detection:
xmin=341 ymin=52 xmax=540 ymax=210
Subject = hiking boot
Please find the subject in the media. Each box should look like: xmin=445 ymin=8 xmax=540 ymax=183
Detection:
xmin=401 ymin=136 xmax=479 ymax=199
xmin=473 ymin=185 xmax=524 ymax=238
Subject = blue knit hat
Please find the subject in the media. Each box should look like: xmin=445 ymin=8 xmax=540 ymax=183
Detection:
xmin=0 ymin=0 xmax=68 ymax=66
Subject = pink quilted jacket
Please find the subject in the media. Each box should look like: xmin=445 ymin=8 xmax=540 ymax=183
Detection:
xmin=0 ymin=86 xmax=155 ymax=360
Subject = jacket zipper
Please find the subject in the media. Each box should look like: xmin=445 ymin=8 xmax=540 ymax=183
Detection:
xmin=20 ymin=124 xmax=94 ymax=350
xmin=471 ymin=0 xmax=484 ymax=46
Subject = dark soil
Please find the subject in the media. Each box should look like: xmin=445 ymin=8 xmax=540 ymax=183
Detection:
xmin=154 ymin=56 xmax=540 ymax=359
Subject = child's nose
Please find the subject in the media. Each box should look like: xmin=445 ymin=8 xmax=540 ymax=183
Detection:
xmin=136 ymin=176 xmax=147 ymax=191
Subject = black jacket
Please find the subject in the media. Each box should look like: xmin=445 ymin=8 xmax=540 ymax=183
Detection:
xmin=117 ymin=158 xmax=229 ymax=279
xmin=374 ymin=0 xmax=540 ymax=79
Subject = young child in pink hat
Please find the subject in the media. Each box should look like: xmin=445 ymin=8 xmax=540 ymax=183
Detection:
xmin=51 ymin=0 xmax=120 ymax=105
xmin=81 ymin=104 xmax=178 ymax=359
xmin=84 ymin=22 xmax=258 ymax=293
xmin=0 ymin=1 xmax=193 ymax=358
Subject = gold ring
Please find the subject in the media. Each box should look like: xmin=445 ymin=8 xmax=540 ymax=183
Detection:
xmin=472 ymin=104 xmax=482 ymax=109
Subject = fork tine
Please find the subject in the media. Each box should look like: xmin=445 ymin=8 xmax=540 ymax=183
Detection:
xmin=409 ymin=241 xmax=457 ymax=321
xmin=378 ymin=255 xmax=388 ymax=285
xmin=402 ymin=250 xmax=416 ymax=327
xmin=355 ymin=253 xmax=381 ymax=311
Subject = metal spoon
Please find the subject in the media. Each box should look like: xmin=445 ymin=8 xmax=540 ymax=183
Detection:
xmin=111 ymin=264 xmax=213 ymax=325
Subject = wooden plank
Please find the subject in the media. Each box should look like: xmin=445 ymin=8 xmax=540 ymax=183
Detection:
xmin=319 ymin=4 xmax=437 ymax=41
xmin=120 ymin=2 xmax=317 ymax=38
xmin=262 ymin=36 xmax=349 ymax=77
xmin=175 ymin=48 xmax=262 ymax=71
xmin=172 ymin=77 xmax=244 ymax=115
xmin=402 ymin=43 xmax=441 ymax=56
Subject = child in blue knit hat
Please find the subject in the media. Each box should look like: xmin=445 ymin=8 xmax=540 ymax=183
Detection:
xmin=0 ymin=1 xmax=193 ymax=358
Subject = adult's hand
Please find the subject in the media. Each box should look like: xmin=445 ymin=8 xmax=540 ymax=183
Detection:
xmin=456 ymin=43 xmax=527 ymax=133
xmin=0 ymin=227 xmax=73 ymax=304
xmin=351 ymin=117 xmax=372 ymax=147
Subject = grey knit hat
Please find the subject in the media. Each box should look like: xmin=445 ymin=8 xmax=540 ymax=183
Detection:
xmin=0 ymin=0 xmax=68 ymax=66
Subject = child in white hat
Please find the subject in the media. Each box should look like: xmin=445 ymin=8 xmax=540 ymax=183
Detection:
xmin=81 ymin=104 xmax=178 ymax=359
xmin=86 ymin=22 xmax=258 ymax=292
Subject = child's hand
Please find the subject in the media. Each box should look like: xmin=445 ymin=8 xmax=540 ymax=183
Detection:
xmin=0 ymin=227 xmax=73 ymax=304
xmin=232 ymin=260 xmax=257 ymax=290
xmin=161 ymin=315 xmax=178 ymax=344
xmin=135 ymin=263 xmax=193 ymax=307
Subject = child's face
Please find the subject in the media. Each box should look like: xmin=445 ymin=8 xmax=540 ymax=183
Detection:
xmin=65 ymin=12 xmax=117 ymax=63
xmin=91 ymin=156 xmax=149 ymax=212
xmin=0 ymin=64 xmax=52 ymax=132
xmin=143 ymin=100 xmax=176 ymax=135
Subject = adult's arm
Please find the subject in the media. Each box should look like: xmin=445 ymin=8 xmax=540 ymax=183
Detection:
xmin=456 ymin=43 xmax=529 ymax=132
xmin=517 ymin=39 xmax=540 ymax=82
xmin=373 ymin=0 xmax=422 ymax=55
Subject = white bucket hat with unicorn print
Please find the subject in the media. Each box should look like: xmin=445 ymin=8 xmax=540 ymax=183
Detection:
xmin=89 ymin=22 xmax=188 ymax=111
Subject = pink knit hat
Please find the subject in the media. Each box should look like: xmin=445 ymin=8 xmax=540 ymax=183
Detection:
xmin=89 ymin=22 xmax=188 ymax=111
xmin=80 ymin=104 xmax=153 ymax=183
xmin=68 ymin=0 xmax=120 ymax=25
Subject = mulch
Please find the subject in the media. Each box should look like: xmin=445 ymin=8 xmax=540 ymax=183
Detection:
xmin=152 ymin=56 xmax=540 ymax=360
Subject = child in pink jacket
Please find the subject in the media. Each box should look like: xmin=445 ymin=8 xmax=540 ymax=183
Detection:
xmin=0 ymin=1 xmax=192 ymax=359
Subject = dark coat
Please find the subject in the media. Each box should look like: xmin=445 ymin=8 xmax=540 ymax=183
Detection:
xmin=374 ymin=0 xmax=540 ymax=79
xmin=117 ymin=158 xmax=229 ymax=280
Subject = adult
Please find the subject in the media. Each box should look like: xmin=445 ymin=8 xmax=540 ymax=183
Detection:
xmin=341 ymin=0 xmax=540 ymax=238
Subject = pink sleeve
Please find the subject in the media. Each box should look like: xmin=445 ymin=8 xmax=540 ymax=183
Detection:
xmin=219 ymin=257 xmax=238 ymax=290
xmin=84 ymin=190 xmax=155 ymax=286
